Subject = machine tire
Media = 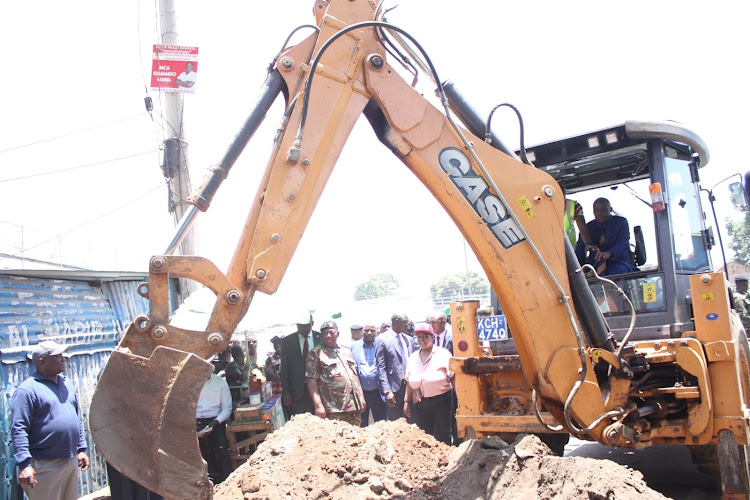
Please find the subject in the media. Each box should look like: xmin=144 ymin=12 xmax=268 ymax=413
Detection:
xmin=716 ymin=430 xmax=750 ymax=496
xmin=732 ymin=323 xmax=750 ymax=494
xmin=464 ymin=426 xmax=477 ymax=440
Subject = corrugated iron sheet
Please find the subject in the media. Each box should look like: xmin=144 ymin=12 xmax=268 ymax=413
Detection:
xmin=0 ymin=273 xmax=164 ymax=499
xmin=0 ymin=275 xmax=119 ymax=363
xmin=101 ymin=280 xmax=151 ymax=331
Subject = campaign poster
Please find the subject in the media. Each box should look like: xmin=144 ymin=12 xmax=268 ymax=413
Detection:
xmin=150 ymin=45 xmax=199 ymax=94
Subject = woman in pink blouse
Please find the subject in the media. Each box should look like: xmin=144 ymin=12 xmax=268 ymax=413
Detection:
xmin=404 ymin=323 xmax=455 ymax=445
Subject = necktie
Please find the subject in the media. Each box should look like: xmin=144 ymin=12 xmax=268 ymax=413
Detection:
xmin=302 ymin=336 xmax=309 ymax=360
xmin=396 ymin=333 xmax=407 ymax=379
xmin=596 ymin=231 xmax=607 ymax=274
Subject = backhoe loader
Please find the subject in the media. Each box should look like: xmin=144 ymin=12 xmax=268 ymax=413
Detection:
xmin=90 ymin=0 xmax=750 ymax=498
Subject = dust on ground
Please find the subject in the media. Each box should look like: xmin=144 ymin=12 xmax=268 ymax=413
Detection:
xmin=214 ymin=413 xmax=667 ymax=499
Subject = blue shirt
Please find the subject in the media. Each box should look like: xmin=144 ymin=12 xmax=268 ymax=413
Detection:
xmin=575 ymin=215 xmax=637 ymax=276
xmin=11 ymin=371 xmax=86 ymax=468
xmin=351 ymin=340 xmax=379 ymax=391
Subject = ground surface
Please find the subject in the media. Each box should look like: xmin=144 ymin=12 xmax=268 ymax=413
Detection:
xmin=564 ymin=438 xmax=720 ymax=499
xmin=214 ymin=414 xmax=667 ymax=499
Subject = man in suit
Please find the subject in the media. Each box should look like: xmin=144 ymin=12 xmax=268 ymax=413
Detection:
xmin=374 ymin=313 xmax=415 ymax=421
xmin=427 ymin=311 xmax=453 ymax=354
xmin=280 ymin=310 xmax=321 ymax=416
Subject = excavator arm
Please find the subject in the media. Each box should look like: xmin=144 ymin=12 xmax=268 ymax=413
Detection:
xmin=91 ymin=1 xmax=632 ymax=497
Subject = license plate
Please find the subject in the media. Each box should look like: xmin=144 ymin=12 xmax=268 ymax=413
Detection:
xmin=476 ymin=315 xmax=507 ymax=341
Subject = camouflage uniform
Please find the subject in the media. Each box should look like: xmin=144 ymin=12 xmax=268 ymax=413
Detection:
xmin=305 ymin=344 xmax=364 ymax=425
xmin=734 ymin=289 xmax=750 ymax=334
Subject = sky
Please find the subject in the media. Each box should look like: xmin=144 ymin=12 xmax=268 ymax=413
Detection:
xmin=1 ymin=0 xmax=749 ymax=331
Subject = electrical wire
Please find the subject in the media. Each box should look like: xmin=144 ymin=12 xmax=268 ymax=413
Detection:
xmin=0 ymin=150 xmax=158 ymax=183
xmin=0 ymin=114 xmax=145 ymax=154
xmin=0 ymin=183 xmax=165 ymax=263
xmin=137 ymin=0 xmax=149 ymax=94
xmin=152 ymin=0 xmax=167 ymax=131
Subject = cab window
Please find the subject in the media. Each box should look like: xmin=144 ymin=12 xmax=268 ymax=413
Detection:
xmin=665 ymin=147 xmax=709 ymax=273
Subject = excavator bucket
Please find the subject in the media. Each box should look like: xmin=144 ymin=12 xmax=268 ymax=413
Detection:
xmin=90 ymin=344 xmax=214 ymax=499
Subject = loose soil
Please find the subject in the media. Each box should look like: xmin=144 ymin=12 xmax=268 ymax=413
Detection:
xmin=214 ymin=414 xmax=667 ymax=499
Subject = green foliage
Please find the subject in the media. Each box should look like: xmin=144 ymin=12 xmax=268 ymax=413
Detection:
xmin=430 ymin=272 xmax=490 ymax=303
xmin=353 ymin=273 xmax=400 ymax=301
xmin=728 ymin=213 xmax=750 ymax=266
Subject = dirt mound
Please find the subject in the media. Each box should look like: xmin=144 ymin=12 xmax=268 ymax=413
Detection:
xmin=443 ymin=435 xmax=665 ymax=499
xmin=214 ymin=414 xmax=667 ymax=499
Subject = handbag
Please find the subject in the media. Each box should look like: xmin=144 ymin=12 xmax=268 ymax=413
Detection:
xmin=412 ymin=386 xmax=423 ymax=404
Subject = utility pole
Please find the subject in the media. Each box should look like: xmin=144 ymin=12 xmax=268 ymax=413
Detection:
xmin=159 ymin=0 xmax=200 ymax=295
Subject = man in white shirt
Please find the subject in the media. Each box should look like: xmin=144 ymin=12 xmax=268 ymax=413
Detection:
xmin=175 ymin=61 xmax=197 ymax=89
xmin=196 ymin=372 xmax=232 ymax=484
xmin=427 ymin=311 xmax=453 ymax=354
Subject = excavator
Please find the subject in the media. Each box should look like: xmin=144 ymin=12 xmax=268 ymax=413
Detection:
xmin=90 ymin=0 xmax=750 ymax=498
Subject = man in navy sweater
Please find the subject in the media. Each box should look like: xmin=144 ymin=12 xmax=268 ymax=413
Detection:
xmin=11 ymin=340 xmax=89 ymax=499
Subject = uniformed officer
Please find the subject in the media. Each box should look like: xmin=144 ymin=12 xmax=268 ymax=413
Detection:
xmin=734 ymin=276 xmax=750 ymax=333
xmin=305 ymin=320 xmax=365 ymax=426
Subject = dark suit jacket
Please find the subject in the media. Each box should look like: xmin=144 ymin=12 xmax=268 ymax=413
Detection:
xmin=434 ymin=331 xmax=453 ymax=355
xmin=280 ymin=330 xmax=321 ymax=409
xmin=374 ymin=330 xmax=416 ymax=395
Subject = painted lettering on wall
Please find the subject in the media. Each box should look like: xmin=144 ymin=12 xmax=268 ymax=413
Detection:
xmin=3 ymin=320 xmax=118 ymax=348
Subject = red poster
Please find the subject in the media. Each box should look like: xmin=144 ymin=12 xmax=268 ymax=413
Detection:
xmin=150 ymin=45 xmax=199 ymax=94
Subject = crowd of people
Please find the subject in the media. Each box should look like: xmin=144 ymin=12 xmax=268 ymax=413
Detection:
xmin=183 ymin=308 xmax=460 ymax=487
xmin=7 ymin=309 xmax=457 ymax=496
xmin=269 ymin=309 xmax=459 ymax=446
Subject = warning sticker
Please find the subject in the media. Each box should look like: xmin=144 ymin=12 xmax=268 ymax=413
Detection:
xmin=517 ymin=195 xmax=536 ymax=219
xmin=456 ymin=317 xmax=467 ymax=334
xmin=643 ymin=283 xmax=657 ymax=303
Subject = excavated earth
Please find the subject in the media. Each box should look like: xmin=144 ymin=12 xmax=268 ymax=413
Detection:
xmin=214 ymin=414 xmax=667 ymax=499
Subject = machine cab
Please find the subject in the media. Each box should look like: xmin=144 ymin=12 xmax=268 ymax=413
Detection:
xmin=527 ymin=120 xmax=712 ymax=341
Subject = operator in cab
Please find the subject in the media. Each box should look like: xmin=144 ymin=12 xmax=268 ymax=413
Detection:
xmin=575 ymin=197 xmax=637 ymax=276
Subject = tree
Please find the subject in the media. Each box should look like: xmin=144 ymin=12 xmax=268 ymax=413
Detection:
xmin=728 ymin=213 xmax=750 ymax=266
xmin=353 ymin=273 xmax=400 ymax=301
xmin=430 ymin=272 xmax=490 ymax=304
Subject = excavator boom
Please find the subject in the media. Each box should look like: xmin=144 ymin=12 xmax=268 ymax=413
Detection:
xmin=90 ymin=1 xmax=750 ymax=498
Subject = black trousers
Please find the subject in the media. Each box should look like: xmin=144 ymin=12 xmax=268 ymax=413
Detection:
xmin=107 ymin=462 xmax=164 ymax=500
xmin=196 ymin=417 xmax=232 ymax=484
xmin=361 ymin=389 xmax=388 ymax=427
xmin=386 ymin=381 xmax=407 ymax=421
xmin=290 ymin=391 xmax=314 ymax=416
xmin=413 ymin=390 xmax=452 ymax=445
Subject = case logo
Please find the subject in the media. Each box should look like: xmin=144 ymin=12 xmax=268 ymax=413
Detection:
xmin=438 ymin=147 xmax=525 ymax=249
